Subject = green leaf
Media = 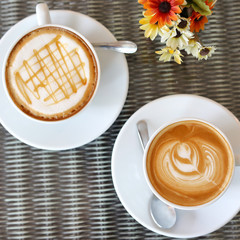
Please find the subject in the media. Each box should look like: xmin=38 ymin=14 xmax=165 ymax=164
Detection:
xmin=186 ymin=0 xmax=212 ymax=16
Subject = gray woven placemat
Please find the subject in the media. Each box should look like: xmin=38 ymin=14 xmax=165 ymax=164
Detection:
xmin=0 ymin=0 xmax=240 ymax=239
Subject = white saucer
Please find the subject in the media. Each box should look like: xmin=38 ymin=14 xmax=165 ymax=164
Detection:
xmin=0 ymin=10 xmax=128 ymax=150
xmin=112 ymin=94 xmax=240 ymax=238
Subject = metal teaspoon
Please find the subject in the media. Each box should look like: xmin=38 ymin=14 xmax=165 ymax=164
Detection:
xmin=92 ymin=41 xmax=137 ymax=53
xmin=137 ymin=120 xmax=176 ymax=229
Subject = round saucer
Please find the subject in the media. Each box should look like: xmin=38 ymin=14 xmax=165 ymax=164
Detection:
xmin=112 ymin=94 xmax=240 ymax=238
xmin=0 ymin=10 xmax=128 ymax=150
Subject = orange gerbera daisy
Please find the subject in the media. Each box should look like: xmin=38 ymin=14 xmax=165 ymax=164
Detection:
xmin=143 ymin=0 xmax=185 ymax=27
xmin=190 ymin=12 xmax=208 ymax=32
xmin=190 ymin=0 xmax=214 ymax=32
xmin=138 ymin=0 xmax=147 ymax=4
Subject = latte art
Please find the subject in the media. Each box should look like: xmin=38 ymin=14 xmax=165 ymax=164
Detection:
xmin=147 ymin=120 xmax=234 ymax=207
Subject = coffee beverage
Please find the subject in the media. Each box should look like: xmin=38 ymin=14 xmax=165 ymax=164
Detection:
xmin=5 ymin=26 xmax=99 ymax=121
xmin=146 ymin=120 xmax=234 ymax=207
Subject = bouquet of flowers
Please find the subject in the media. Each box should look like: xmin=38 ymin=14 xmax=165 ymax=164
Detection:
xmin=138 ymin=0 xmax=217 ymax=64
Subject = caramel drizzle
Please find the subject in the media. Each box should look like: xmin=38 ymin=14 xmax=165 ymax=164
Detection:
xmin=15 ymin=35 xmax=87 ymax=105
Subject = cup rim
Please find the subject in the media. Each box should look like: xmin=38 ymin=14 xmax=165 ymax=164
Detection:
xmin=143 ymin=117 xmax=235 ymax=210
xmin=2 ymin=23 xmax=101 ymax=123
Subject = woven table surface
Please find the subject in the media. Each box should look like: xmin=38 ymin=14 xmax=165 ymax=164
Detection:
xmin=0 ymin=0 xmax=240 ymax=239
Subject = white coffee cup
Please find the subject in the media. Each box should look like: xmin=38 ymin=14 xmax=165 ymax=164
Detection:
xmin=2 ymin=3 xmax=100 ymax=122
xmin=143 ymin=118 xmax=235 ymax=210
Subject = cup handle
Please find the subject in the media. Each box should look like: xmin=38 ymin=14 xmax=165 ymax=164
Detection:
xmin=36 ymin=3 xmax=51 ymax=25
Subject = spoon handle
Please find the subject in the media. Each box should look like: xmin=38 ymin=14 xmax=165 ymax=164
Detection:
xmin=136 ymin=120 xmax=177 ymax=229
xmin=92 ymin=41 xmax=137 ymax=54
xmin=137 ymin=120 xmax=150 ymax=150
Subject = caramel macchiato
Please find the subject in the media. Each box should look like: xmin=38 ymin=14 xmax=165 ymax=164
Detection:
xmin=146 ymin=120 xmax=234 ymax=207
xmin=5 ymin=26 xmax=99 ymax=121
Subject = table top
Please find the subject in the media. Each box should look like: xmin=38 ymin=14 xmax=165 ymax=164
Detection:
xmin=0 ymin=0 xmax=240 ymax=239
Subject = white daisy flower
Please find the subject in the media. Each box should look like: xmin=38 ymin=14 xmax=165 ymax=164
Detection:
xmin=159 ymin=25 xmax=172 ymax=41
xmin=176 ymin=17 xmax=191 ymax=33
xmin=166 ymin=28 xmax=193 ymax=50
xmin=198 ymin=46 xmax=216 ymax=60
xmin=156 ymin=47 xmax=183 ymax=64
xmin=184 ymin=39 xmax=201 ymax=57
xmin=139 ymin=11 xmax=164 ymax=41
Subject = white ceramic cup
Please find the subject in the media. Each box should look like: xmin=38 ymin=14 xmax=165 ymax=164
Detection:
xmin=143 ymin=118 xmax=235 ymax=210
xmin=2 ymin=3 xmax=100 ymax=122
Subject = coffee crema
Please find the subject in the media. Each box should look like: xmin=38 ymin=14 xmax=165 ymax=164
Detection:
xmin=146 ymin=120 xmax=234 ymax=207
xmin=5 ymin=26 xmax=98 ymax=121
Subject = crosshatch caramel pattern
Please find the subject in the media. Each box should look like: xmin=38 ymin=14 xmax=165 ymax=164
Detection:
xmin=15 ymin=35 xmax=87 ymax=105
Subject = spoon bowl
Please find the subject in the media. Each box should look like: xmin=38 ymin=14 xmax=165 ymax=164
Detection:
xmin=150 ymin=194 xmax=177 ymax=229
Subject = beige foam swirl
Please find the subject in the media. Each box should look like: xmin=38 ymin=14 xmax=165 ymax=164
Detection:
xmin=147 ymin=120 xmax=233 ymax=206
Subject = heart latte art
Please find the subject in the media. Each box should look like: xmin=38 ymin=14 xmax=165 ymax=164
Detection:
xmin=146 ymin=120 xmax=234 ymax=207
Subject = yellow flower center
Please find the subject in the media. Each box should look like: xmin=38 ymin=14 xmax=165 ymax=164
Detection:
xmin=169 ymin=49 xmax=174 ymax=54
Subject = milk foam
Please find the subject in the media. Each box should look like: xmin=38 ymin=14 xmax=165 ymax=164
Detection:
xmin=8 ymin=28 xmax=94 ymax=117
xmin=157 ymin=140 xmax=218 ymax=184
xmin=147 ymin=120 xmax=233 ymax=206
